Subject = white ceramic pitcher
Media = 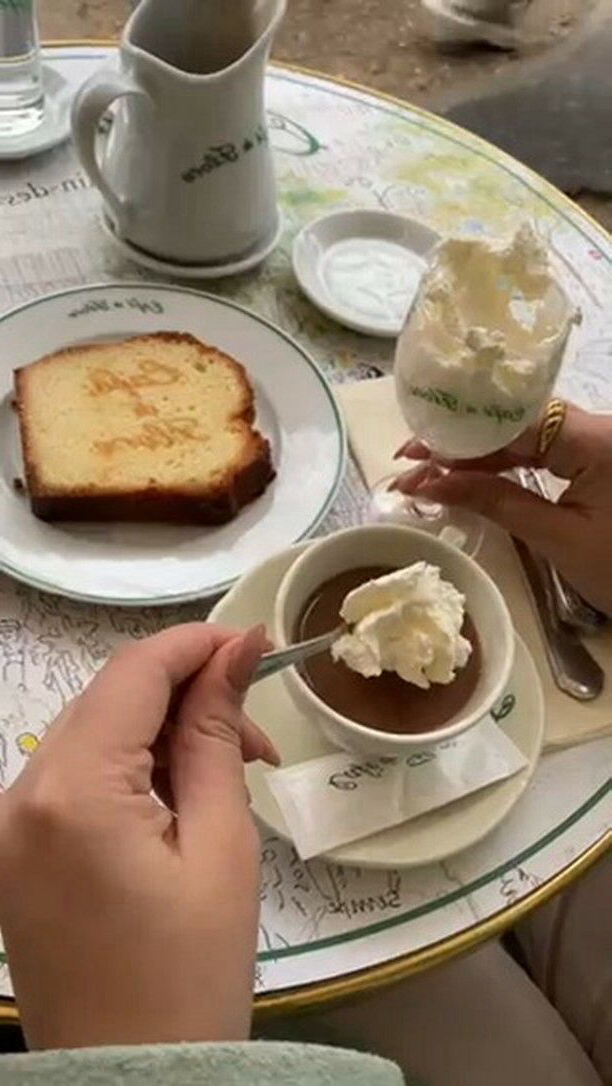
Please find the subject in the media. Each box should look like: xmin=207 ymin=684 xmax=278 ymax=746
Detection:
xmin=71 ymin=0 xmax=285 ymax=267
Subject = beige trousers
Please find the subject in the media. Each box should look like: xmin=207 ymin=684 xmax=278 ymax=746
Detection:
xmin=514 ymin=851 xmax=611 ymax=1084
xmin=265 ymin=854 xmax=611 ymax=1085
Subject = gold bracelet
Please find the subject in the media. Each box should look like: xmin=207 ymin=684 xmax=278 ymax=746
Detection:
xmin=537 ymin=398 xmax=567 ymax=460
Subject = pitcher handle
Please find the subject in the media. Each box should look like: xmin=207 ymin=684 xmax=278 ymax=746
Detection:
xmin=71 ymin=69 xmax=153 ymax=231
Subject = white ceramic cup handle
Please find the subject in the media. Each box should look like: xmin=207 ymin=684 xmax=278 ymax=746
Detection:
xmin=71 ymin=69 xmax=152 ymax=229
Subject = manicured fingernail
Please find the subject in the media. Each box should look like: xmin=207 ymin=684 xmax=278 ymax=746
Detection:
xmin=394 ymin=440 xmax=428 ymax=461
xmin=262 ymin=735 xmax=281 ymax=767
xmin=229 ymin=625 xmax=267 ymax=690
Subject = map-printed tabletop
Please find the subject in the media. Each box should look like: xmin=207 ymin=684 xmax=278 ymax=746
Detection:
xmin=0 ymin=44 xmax=610 ymax=1015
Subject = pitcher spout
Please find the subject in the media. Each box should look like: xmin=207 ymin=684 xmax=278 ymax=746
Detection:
xmin=126 ymin=0 xmax=286 ymax=80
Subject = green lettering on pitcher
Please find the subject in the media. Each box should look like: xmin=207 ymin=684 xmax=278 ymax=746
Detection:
xmin=182 ymin=123 xmax=269 ymax=183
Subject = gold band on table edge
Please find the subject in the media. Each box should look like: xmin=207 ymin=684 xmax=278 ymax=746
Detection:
xmin=0 ymin=832 xmax=608 ymax=1028
xmin=0 ymin=40 xmax=603 ymax=1029
xmin=254 ymin=833 xmax=610 ymax=1017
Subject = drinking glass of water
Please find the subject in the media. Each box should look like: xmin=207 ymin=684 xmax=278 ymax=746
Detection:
xmin=0 ymin=0 xmax=44 ymax=138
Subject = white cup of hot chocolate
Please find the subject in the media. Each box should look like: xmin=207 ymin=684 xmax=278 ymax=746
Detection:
xmin=274 ymin=524 xmax=515 ymax=756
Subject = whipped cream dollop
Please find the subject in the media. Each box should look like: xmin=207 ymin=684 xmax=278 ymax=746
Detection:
xmin=331 ymin=562 xmax=472 ymax=689
xmin=396 ymin=223 xmax=581 ymax=458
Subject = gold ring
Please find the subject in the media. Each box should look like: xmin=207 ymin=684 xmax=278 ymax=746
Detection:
xmin=537 ymin=398 xmax=567 ymax=460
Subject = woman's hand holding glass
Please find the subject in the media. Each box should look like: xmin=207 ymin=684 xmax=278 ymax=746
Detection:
xmin=395 ymin=405 xmax=612 ymax=616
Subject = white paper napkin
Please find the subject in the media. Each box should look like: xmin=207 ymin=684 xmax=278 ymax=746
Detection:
xmin=268 ymin=720 xmax=528 ymax=860
xmin=335 ymin=376 xmax=612 ymax=750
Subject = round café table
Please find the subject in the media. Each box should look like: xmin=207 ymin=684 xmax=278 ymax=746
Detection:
xmin=0 ymin=41 xmax=609 ymax=1026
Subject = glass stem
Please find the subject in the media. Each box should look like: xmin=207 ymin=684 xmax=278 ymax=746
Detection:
xmin=412 ymin=459 xmax=443 ymax=521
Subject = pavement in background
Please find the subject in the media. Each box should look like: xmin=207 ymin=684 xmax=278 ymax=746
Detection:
xmin=39 ymin=0 xmax=612 ymax=230
xmin=431 ymin=4 xmax=612 ymax=200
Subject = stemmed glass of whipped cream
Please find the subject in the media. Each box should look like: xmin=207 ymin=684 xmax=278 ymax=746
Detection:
xmin=367 ymin=223 xmax=581 ymax=555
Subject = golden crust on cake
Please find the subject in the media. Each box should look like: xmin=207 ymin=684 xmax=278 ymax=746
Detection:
xmin=14 ymin=331 xmax=275 ymax=524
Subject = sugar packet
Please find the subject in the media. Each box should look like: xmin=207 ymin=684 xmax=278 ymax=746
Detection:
xmin=267 ymin=720 xmax=529 ymax=860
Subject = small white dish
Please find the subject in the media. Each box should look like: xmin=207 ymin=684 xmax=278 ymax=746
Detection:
xmin=0 ymin=65 xmax=71 ymax=161
xmin=292 ymin=209 xmax=439 ymax=337
xmin=101 ymin=212 xmax=283 ymax=280
xmin=274 ymin=524 xmax=514 ymax=756
xmin=0 ymin=282 xmax=345 ymax=606
xmin=210 ymin=542 xmax=545 ymax=868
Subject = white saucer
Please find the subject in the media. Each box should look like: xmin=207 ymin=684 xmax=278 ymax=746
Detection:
xmin=0 ymin=65 xmax=72 ymax=160
xmin=292 ymin=209 xmax=440 ymax=338
xmin=101 ymin=212 xmax=283 ymax=280
xmin=210 ymin=542 xmax=545 ymax=869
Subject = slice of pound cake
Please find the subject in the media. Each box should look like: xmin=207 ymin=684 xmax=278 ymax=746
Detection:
xmin=14 ymin=332 xmax=275 ymax=524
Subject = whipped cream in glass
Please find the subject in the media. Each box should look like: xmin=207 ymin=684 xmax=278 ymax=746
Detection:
xmin=394 ymin=223 xmax=581 ymax=459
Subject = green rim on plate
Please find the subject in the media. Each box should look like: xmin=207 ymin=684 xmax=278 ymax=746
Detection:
xmin=0 ymin=283 xmax=347 ymax=606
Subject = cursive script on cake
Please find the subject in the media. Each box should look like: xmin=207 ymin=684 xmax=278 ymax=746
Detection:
xmin=86 ymin=359 xmax=180 ymax=398
xmin=94 ymin=417 xmax=205 ymax=456
xmin=86 ymin=358 xmax=184 ymax=425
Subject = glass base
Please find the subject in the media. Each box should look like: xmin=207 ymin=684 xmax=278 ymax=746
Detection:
xmin=0 ymin=99 xmax=44 ymax=138
xmin=365 ymin=474 xmax=485 ymax=558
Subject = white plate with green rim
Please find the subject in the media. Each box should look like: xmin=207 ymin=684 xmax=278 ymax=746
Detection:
xmin=211 ymin=542 xmax=545 ymax=869
xmin=0 ymin=283 xmax=346 ymax=606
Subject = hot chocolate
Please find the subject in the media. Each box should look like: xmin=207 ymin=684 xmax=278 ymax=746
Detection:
xmin=296 ymin=566 xmax=482 ymax=734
